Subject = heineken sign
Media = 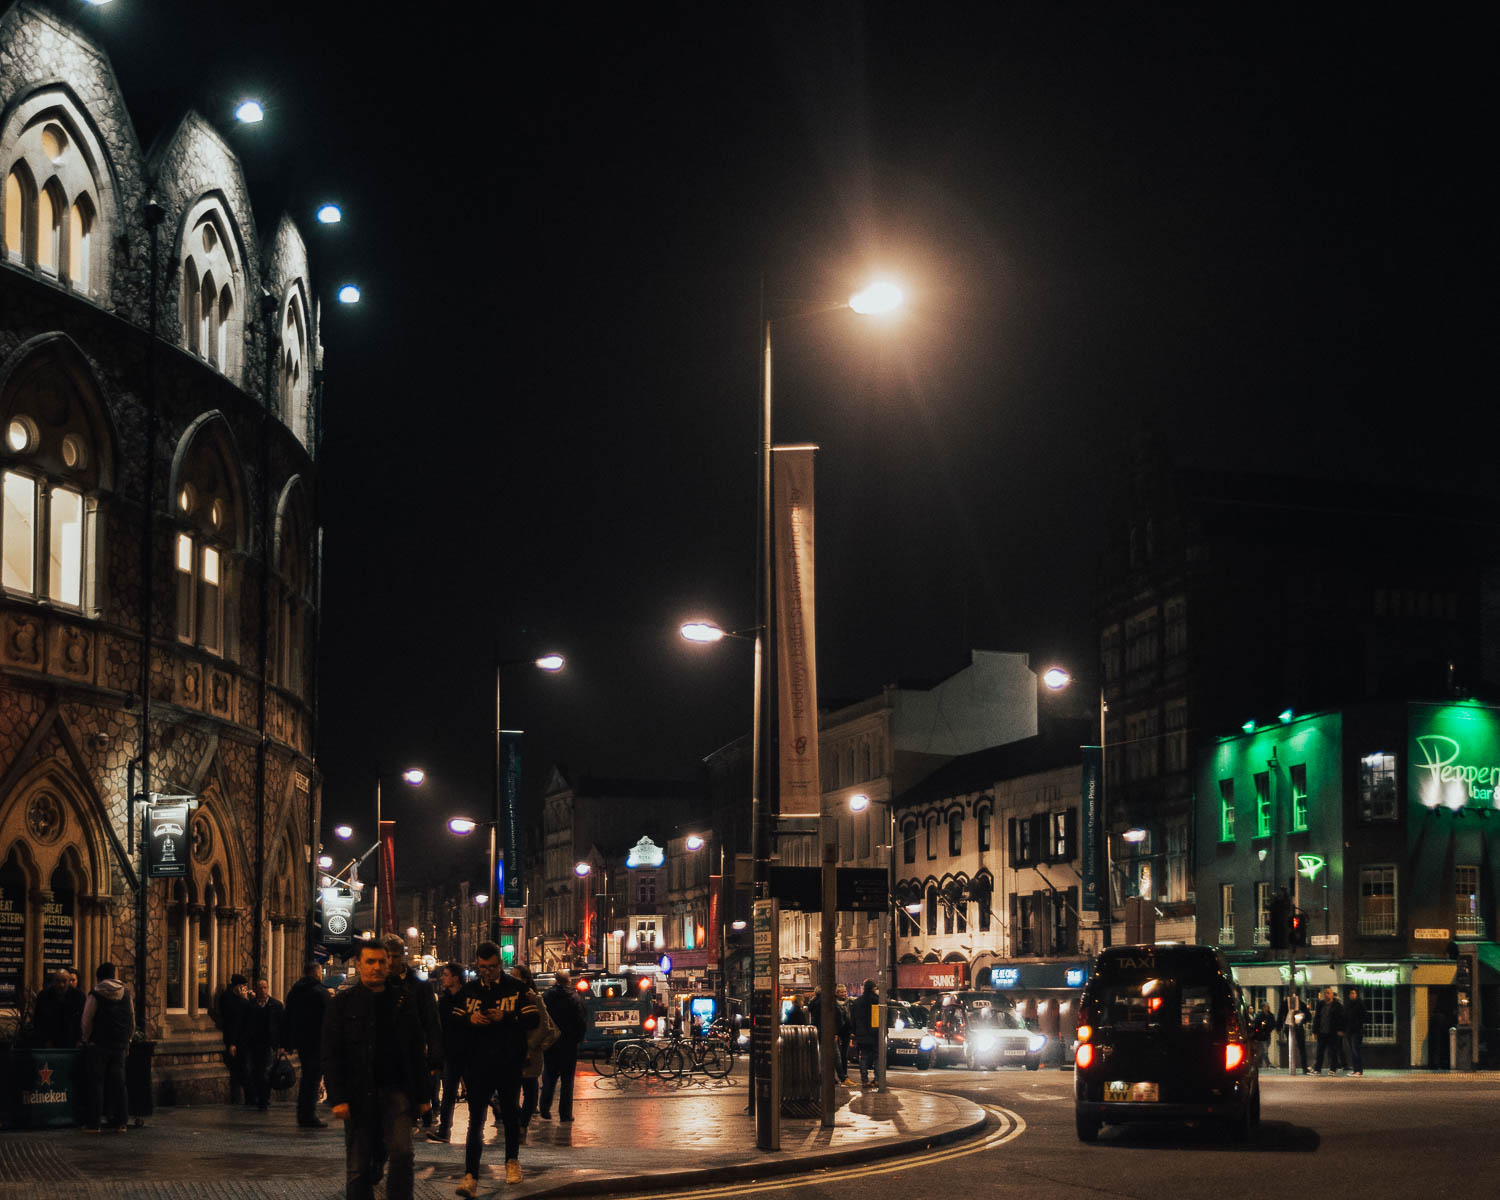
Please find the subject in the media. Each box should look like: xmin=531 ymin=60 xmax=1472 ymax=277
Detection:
xmin=1410 ymin=703 xmax=1500 ymax=814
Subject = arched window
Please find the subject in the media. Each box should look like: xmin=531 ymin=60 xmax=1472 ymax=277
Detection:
xmin=4 ymin=165 xmax=32 ymax=261
xmin=274 ymin=482 xmax=312 ymax=696
xmin=36 ymin=179 xmax=62 ymax=273
xmin=948 ymin=810 xmax=964 ymax=857
xmin=902 ymin=819 xmax=917 ymax=865
xmin=178 ymin=200 xmax=244 ymax=379
xmin=68 ymin=195 xmax=93 ymax=293
xmin=172 ymin=416 xmax=244 ymax=656
xmin=2 ymin=343 xmax=109 ymax=610
xmin=977 ymin=803 xmax=993 ymax=852
xmin=926 ymin=883 xmax=938 ymax=936
xmin=280 ymin=290 xmax=311 ymax=445
xmin=925 ymin=814 xmax=939 ymax=860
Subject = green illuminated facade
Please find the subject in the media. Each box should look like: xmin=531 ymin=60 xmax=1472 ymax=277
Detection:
xmin=1194 ymin=701 xmax=1498 ymax=1068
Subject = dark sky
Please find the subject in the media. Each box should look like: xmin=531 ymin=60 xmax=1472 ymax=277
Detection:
xmin=59 ymin=2 xmax=1485 ymax=878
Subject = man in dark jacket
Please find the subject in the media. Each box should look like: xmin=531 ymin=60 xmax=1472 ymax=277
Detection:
xmin=428 ymin=962 xmax=468 ymax=1143
xmin=539 ymin=969 xmax=586 ymax=1123
xmin=32 ymin=968 xmax=84 ymax=1048
xmin=1343 ymin=987 xmax=1367 ymax=1076
xmin=1313 ymin=986 xmax=1345 ymax=1075
xmin=220 ymin=974 xmax=251 ymax=1104
xmin=244 ymin=977 xmax=285 ymax=1109
xmin=284 ymin=961 xmax=329 ymax=1127
xmin=322 ymin=940 xmax=430 ymax=1200
xmin=380 ymin=935 xmax=441 ymax=1129
xmin=456 ymin=942 xmax=539 ymax=1195
xmin=80 ymin=961 xmax=133 ymax=1132
xmin=849 ymin=979 xmax=879 ymax=1086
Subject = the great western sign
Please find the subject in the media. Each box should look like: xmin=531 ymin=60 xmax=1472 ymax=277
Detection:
xmin=1410 ymin=703 xmax=1500 ymax=813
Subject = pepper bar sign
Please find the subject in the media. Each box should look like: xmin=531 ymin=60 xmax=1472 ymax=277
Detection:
xmin=1410 ymin=703 xmax=1500 ymax=812
xmin=148 ymin=801 xmax=191 ymax=878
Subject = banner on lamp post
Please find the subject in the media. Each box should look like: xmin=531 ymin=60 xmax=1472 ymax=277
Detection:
xmin=707 ymin=874 xmax=722 ymax=966
xmin=378 ymin=820 xmax=396 ymax=935
xmin=773 ymin=445 xmax=821 ymax=817
xmin=147 ymin=801 xmax=191 ymax=879
xmin=1081 ymin=746 xmax=1102 ymax=913
xmin=500 ymin=731 xmax=524 ymax=909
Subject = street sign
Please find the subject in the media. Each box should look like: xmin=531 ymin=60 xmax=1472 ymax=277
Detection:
xmin=1309 ymin=933 xmax=1339 ymax=946
xmin=1414 ymin=928 xmax=1451 ymax=940
xmin=771 ymin=865 xmax=888 ymax=912
xmin=769 ymin=866 xmax=820 ymax=911
xmin=836 ymin=867 xmax=887 ymax=912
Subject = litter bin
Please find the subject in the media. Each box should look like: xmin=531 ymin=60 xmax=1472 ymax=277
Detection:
xmin=126 ymin=1040 xmax=154 ymax=1123
xmin=779 ymin=1025 xmax=821 ymax=1118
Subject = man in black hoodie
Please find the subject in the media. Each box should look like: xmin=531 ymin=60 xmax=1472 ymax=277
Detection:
xmin=322 ymin=940 xmax=430 ymax=1200
xmin=80 ymin=961 xmax=133 ymax=1132
xmin=538 ymin=970 xmax=586 ymax=1122
xmin=284 ymin=961 xmax=329 ymax=1127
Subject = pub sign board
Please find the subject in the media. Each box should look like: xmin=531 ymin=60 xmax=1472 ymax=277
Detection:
xmin=147 ymin=801 xmax=191 ymax=878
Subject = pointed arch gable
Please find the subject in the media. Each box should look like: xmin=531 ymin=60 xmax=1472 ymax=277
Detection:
xmin=169 ymin=410 xmax=249 ymax=550
xmin=0 ymin=331 xmax=120 ymax=490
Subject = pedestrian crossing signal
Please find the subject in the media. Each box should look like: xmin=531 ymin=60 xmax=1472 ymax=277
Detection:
xmin=1288 ymin=910 xmax=1307 ymax=948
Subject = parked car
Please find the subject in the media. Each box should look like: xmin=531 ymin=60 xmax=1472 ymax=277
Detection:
xmin=884 ymin=1001 xmax=936 ymax=1070
xmin=965 ymin=1005 xmax=1046 ymax=1070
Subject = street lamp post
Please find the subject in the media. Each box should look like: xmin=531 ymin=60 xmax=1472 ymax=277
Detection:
xmin=373 ymin=766 xmax=424 ymax=936
xmin=492 ymin=650 xmax=565 ymax=945
xmin=850 ymin=792 xmax=894 ymax=1090
xmin=1042 ymin=667 xmax=1111 ymax=949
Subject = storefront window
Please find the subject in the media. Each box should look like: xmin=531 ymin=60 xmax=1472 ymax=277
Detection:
xmin=1361 ymin=983 xmax=1396 ymax=1043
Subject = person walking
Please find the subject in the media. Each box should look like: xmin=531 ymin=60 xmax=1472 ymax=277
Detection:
xmin=322 ymin=940 xmax=431 ymax=1200
xmin=381 ymin=935 xmax=442 ymax=1131
xmin=1255 ymin=1000 xmax=1274 ymax=1067
xmin=849 ymin=979 xmax=880 ymax=1087
xmin=784 ymin=994 xmax=810 ymax=1025
xmin=1343 ymin=987 xmax=1367 ymax=1076
xmin=538 ymin=969 xmax=586 ymax=1124
xmin=244 ymin=977 xmax=286 ymax=1109
xmin=456 ymin=941 xmax=538 ymax=1195
xmin=1313 ymin=986 xmax=1345 ymax=1075
xmin=834 ymin=984 xmax=854 ymax=1084
xmin=80 ymin=962 xmax=133 ymax=1133
xmin=512 ymin=964 xmax=557 ymax=1143
xmin=284 ymin=961 xmax=329 ymax=1127
xmin=218 ymin=974 xmax=252 ymax=1105
xmin=428 ymin=962 xmax=468 ymax=1143
xmin=1279 ymin=990 xmax=1309 ymax=1073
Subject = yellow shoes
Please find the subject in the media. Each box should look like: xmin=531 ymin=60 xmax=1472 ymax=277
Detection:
xmin=456 ymin=1174 xmax=477 ymax=1198
xmin=506 ymin=1159 xmax=523 ymax=1185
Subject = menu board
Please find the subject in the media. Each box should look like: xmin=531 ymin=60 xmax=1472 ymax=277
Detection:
xmin=0 ymin=879 xmax=27 ymax=1006
xmin=42 ymin=889 xmax=75 ymax=978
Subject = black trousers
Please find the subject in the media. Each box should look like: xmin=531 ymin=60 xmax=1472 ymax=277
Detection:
xmin=85 ymin=1043 xmax=128 ymax=1129
xmin=464 ymin=1062 xmax=520 ymax=1172
xmin=1315 ymin=1033 xmax=1344 ymax=1072
xmin=295 ymin=1045 xmax=321 ymax=1123
xmin=436 ymin=1060 xmax=463 ymax=1134
xmin=344 ymin=1087 xmax=414 ymax=1200
xmin=518 ymin=1074 xmax=538 ymax=1126
xmin=245 ymin=1043 xmax=273 ymax=1107
xmin=539 ymin=1047 xmax=577 ymax=1119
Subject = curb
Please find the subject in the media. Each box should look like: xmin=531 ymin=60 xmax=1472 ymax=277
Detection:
xmin=521 ymin=1100 xmax=993 ymax=1197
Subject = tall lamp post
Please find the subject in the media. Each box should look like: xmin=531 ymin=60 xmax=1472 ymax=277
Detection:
xmin=1042 ymin=666 xmax=1111 ymax=949
xmin=573 ymin=861 xmax=594 ymax=966
xmin=372 ymin=766 xmax=424 ymax=936
xmin=492 ymin=651 xmax=565 ymax=943
xmin=849 ymin=792 xmax=894 ymax=1090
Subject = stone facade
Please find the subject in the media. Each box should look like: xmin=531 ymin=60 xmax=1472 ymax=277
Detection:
xmin=1 ymin=2 xmax=322 ymax=1104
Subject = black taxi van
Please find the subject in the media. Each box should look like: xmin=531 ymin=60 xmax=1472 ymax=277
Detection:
xmin=1073 ymin=944 xmax=1271 ymax=1142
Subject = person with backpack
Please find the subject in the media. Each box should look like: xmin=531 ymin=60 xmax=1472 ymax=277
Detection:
xmin=538 ymin=970 xmax=586 ymax=1122
xmin=512 ymin=964 xmax=557 ymax=1142
xmin=80 ymin=961 xmax=134 ymax=1133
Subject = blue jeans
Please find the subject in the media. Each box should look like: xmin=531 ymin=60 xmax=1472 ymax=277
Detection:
xmin=344 ymin=1087 xmax=413 ymax=1200
xmin=855 ymin=1042 xmax=877 ymax=1083
xmin=1345 ymin=1033 xmax=1364 ymax=1073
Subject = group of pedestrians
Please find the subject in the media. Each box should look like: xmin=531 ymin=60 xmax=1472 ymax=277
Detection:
xmin=784 ymin=979 xmax=879 ymax=1087
xmin=33 ymin=961 xmax=135 ymax=1132
xmin=1278 ymin=986 xmax=1367 ymax=1075
xmin=217 ymin=973 xmax=291 ymax=1109
xmin=319 ymin=936 xmax=585 ymax=1200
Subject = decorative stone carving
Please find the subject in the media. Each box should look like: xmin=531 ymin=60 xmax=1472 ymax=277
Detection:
xmin=26 ymin=791 xmax=65 ymax=843
xmin=4 ymin=613 xmax=43 ymax=667
xmin=57 ymin=624 xmax=92 ymax=677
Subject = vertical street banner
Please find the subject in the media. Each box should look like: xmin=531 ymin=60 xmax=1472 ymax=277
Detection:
xmin=1081 ymin=746 xmax=1102 ymax=913
xmin=148 ymin=801 xmax=190 ymax=878
xmin=378 ymin=820 xmax=397 ymax=934
xmin=319 ymin=886 xmax=355 ymax=949
xmin=773 ymin=445 xmax=822 ymax=817
xmin=707 ymin=873 xmax=722 ymax=966
xmin=500 ymin=731 xmax=524 ymax=909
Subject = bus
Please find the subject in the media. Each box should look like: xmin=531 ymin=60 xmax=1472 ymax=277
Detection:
xmin=532 ymin=968 xmax=662 ymax=1055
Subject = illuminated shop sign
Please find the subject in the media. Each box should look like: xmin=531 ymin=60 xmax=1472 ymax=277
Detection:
xmin=1345 ymin=963 xmax=1401 ymax=987
xmin=626 ymin=837 xmax=665 ymax=868
xmin=1066 ymin=967 xmax=1087 ymax=987
xmin=1410 ymin=704 xmax=1500 ymax=813
xmin=1296 ymin=854 xmax=1327 ymax=880
xmin=991 ymin=968 xmax=1021 ymax=988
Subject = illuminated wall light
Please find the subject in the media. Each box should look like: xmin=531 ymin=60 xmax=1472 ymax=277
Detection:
xmin=1241 ymin=719 xmax=1257 ymax=734
xmin=315 ymin=204 xmax=343 ymax=224
xmin=1278 ymin=707 xmax=1295 ymax=724
xmin=234 ymin=100 xmax=264 ymax=123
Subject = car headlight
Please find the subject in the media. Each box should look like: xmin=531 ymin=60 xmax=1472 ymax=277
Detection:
xmin=975 ymin=1034 xmax=997 ymax=1051
xmin=1027 ymin=1033 xmax=1047 ymax=1053
xmin=919 ymin=1035 xmax=936 ymax=1050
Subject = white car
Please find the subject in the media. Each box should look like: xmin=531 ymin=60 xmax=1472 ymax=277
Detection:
xmin=963 ymin=1006 xmax=1046 ymax=1070
xmin=884 ymin=1001 xmax=937 ymax=1070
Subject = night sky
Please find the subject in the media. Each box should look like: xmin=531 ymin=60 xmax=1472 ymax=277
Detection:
xmin=55 ymin=2 xmax=1485 ymax=879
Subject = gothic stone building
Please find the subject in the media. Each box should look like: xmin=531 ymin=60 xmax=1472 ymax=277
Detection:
xmin=1 ymin=2 xmax=322 ymax=1102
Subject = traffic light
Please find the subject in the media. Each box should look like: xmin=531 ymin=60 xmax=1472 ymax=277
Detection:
xmin=1269 ymin=893 xmax=1289 ymax=949
xmin=1288 ymin=908 xmax=1307 ymax=948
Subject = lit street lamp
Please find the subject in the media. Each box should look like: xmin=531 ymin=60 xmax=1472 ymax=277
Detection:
xmin=1043 ymin=665 xmax=1110 ymax=948
xmin=373 ymin=766 xmax=424 ymax=936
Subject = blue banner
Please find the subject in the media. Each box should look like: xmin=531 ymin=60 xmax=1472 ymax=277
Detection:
xmin=500 ymin=731 xmax=524 ymax=909
xmin=1081 ymin=746 xmax=1102 ymax=913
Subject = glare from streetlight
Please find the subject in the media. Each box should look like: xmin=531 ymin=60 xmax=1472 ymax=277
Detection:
xmin=337 ymin=284 xmax=361 ymax=304
xmin=448 ymin=817 xmax=478 ymax=835
xmin=731 ymin=920 xmax=747 ymax=931
xmin=574 ymin=861 xmax=592 ymax=877
xmin=234 ymin=100 xmax=264 ymax=124
xmin=1123 ymin=828 xmax=1148 ymax=844
xmin=535 ymin=653 xmax=565 ymax=671
xmin=406 ymin=926 xmax=419 ymax=940
xmin=686 ymin=834 xmax=705 ymax=851
xmin=905 ymin=902 xmax=923 ymax=914
xmin=849 ymin=793 xmax=871 ymax=813
xmin=849 ymin=280 xmax=904 ymax=315
xmin=334 ymin=824 xmax=353 ymax=840
xmin=680 ymin=621 xmax=726 ymax=644
xmin=1042 ymin=667 xmax=1072 ymax=691
xmin=473 ymin=893 xmax=489 ymax=906
xmin=317 ymin=854 xmax=333 ymax=869
xmin=315 ymin=204 xmax=342 ymax=224
xmin=401 ymin=768 xmax=425 ymax=786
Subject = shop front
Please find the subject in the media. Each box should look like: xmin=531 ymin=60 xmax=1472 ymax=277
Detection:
xmin=896 ymin=959 xmax=970 ymax=997
xmin=975 ymin=960 xmax=1089 ymax=1065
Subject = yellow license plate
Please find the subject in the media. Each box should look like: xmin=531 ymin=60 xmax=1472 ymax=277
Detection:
xmin=1104 ymin=1081 xmax=1159 ymax=1102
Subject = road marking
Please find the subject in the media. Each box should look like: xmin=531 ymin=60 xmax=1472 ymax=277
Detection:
xmin=621 ymin=1105 xmax=1025 ymax=1198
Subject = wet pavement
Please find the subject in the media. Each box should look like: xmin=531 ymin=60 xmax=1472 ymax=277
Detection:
xmin=0 ymin=1067 xmax=988 ymax=1199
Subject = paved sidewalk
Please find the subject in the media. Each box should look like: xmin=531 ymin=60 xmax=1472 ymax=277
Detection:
xmin=0 ymin=1070 xmax=988 ymax=1199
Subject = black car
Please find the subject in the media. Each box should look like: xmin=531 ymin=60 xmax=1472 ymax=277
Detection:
xmin=1073 ymin=944 xmax=1272 ymax=1142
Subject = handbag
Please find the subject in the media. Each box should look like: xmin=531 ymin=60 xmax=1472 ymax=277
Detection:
xmin=269 ymin=1050 xmax=297 ymax=1091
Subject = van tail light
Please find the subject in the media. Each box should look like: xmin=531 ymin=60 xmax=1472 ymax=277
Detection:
xmin=1076 ymin=1043 xmax=1096 ymax=1070
xmin=1224 ymin=1042 xmax=1246 ymax=1071
xmin=644 ymin=1016 xmax=657 ymax=1032
xmin=1075 ymin=1024 xmax=1092 ymax=1043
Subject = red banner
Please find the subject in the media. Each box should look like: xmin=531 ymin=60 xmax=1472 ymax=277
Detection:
xmin=897 ymin=961 xmax=970 ymax=992
xmin=378 ymin=820 xmax=397 ymax=935
xmin=707 ymin=875 xmax=722 ymax=965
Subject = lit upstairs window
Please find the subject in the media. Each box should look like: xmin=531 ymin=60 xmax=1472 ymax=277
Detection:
xmin=1290 ymin=764 xmax=1309 ymax=832
xmin=1219 ymin=780 xmax=1236 ymax=842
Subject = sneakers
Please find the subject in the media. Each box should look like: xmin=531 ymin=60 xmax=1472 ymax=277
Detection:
xmin=537 ymin=1110 xmax=551 ymax=1120
xmin=427 ymin=1128 xmax=451 ymax=1143
xmin=456 ymin=1174 xmax=478 ymax=1198
xmin=506 ymin=1160 xmax=523 ymax=1185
